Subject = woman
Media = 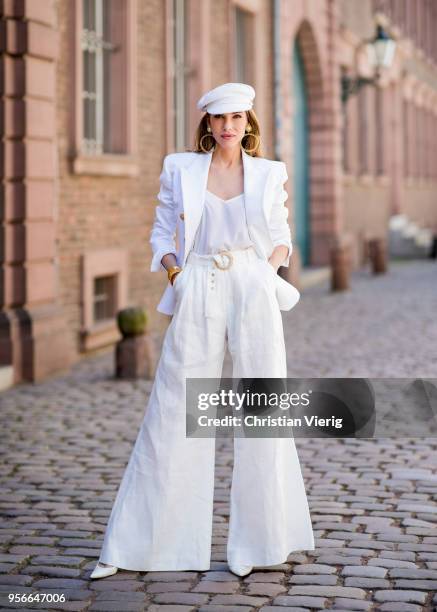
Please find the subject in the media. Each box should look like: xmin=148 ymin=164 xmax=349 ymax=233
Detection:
xmin=91 ymin=83 xmax=315 ymax=580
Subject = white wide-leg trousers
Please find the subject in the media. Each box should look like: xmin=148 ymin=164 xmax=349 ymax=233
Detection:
xmin=98 ymin=246 xmax=315 ymax=571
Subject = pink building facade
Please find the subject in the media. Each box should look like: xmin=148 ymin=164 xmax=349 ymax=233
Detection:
xmin=1 ymin=0 xmax=436 ymax=386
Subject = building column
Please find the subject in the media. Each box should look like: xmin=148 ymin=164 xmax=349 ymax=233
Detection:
xmin=0 ymin=0 xmax=73 ymax=386
xmin=310 ymin=0 xmax=345 ymax=264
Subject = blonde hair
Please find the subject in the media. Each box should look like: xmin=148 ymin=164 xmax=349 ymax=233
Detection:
xmin=192 ymin=109 xmax=263 ymax=157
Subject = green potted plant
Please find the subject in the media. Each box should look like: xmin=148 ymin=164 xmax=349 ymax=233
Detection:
xmin=115 ymin=307 xmax=155 ymax=379
xmin=117 ymin=306 xmax=148 ymax=337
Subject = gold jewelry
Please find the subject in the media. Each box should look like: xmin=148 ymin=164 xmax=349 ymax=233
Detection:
xmin=245 ymin=124 xmax=252 ymax=132
xmin=167 ymin=265 xmax=182 ymax=285
xmin=213 ymin=250 xmax=234 ymax=270
xmin=207 ymin=126 xmax=212 ymax=132
xmin=199 ymin=132 xmax=215 ymax=153
xmin=241 ymin=131 xmax=260 ymax=154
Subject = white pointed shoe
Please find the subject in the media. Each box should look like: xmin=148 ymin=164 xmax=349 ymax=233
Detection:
xmin=228 ymin=562 xmax=253 ymax=577
xmin=90 ymin=562 xmax=118 ymax=579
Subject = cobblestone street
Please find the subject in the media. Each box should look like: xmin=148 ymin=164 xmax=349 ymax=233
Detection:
xmin=1 ymin=260 xmax=436 ymax=611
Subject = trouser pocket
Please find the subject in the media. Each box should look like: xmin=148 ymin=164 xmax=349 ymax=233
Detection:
xmin=173 ymin=265 xmax=192 ymax=302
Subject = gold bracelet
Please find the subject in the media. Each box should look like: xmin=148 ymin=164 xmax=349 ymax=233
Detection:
xmin=170 ymin=270 xmax=181 ymax=286
xmin=167 ymin=266 xmax=182 ymax=284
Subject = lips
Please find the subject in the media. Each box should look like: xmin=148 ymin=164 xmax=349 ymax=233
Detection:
xmin=222 ymin=134 xmax=235 ymax=139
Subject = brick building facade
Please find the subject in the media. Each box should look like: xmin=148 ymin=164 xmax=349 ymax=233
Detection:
xmin=1 ymin=0 xmax=437 ymax=387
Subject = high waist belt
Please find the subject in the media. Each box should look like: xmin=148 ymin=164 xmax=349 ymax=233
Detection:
xmin=185 ymin=246 xmax=260 ymax=318
xmin=186 ymin=246 xmax=259 ymax=270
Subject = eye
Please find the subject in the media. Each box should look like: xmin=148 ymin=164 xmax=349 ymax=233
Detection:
xmin=233 ymin=114 xmax=242 ymax=118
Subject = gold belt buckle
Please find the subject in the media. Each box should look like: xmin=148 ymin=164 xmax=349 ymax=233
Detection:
xmin=213 ymin=250 xmax=233 ymax=270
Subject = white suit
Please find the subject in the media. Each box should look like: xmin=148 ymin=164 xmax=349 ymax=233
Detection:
xmin=150 ymin=149 xmax=296 ymax=315
xmin=97 ymin=149 xmax=315 ymax=572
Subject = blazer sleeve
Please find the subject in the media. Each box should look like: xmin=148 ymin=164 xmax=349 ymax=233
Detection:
xmin=268 ymin=162 xmax=293 ymax=268
xmin=149 ymin=154 xmax=178 ymax=272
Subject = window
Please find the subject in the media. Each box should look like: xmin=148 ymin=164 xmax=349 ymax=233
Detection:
xmin=74 ymin=0 xmax=138 ymax=175
xmin=173 ymin=0 xmax=189 ymax=151
xmin=341 ymin=67 xmax=350 ymax=174
xmin=413 ymin=104 xmax=419 ymax=178
xmin=425 ymin=107 xmax=432 ymax=180
xmin=358 ymin=86 xmax=369 ymax=175
xmin=418 ymin=106 xmax=422 ymax=178
xmin=375 ymin=86 xmax=384 ymax=175
xmin=93 ymin=275 xmax=117 ymax=322
xmin=235 ymin=8 xmax=247 ymax=82
xmin=342 ymin=104 xmax=349 ymax=173
xmin=234 ymin=7 xmax=254 ymax=84
xmin=403 ymin=99 xmax=410 ymax=177
xmin=81 ymin=249 xmax=128 ymax=351
xmin=81 ymin=0 xmax=116 ymax=155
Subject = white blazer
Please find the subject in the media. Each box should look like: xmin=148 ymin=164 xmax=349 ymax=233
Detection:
xmin=150 ymin=148 xmax=293 ymax=316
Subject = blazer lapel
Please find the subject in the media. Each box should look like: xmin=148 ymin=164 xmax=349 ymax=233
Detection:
xmin=180 ymin=151 xmax=213 ymax=263
xmin=241 ymin=148 xmax=273 ymax=226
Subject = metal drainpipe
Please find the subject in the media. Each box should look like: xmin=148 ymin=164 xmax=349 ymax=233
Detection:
xmin=273 ymin=0 xmax=282 ymax=162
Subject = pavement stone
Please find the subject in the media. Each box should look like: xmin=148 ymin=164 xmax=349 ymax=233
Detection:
xmin=341 ymin=564 xmax=388 ymax=578
xmin=142 ymin=571 xmax=198 ymax=581
xmin=393 ymin=579 xmax=437 ymax=589
xmin=245 ymin=582 xmax=287 ymax=596
xmin=94 ymin=591 xmax=145 ymax=601
xmin=191 ymin=581 xmax=239 ymax=593
xmin=373 ymin=589 xmax=428 ymax=603
xmin=331 ymin=598 xmax=373 ymax=610
xmin=367 ymin=557 xmax=418 ymax=569
xmin=288 ymin=574 xmax=338 ymax=585
xmin=292 ymin=563 xmax=336 ymax=574
xmin=272 ymin=594 xmax=329 ymax=607
xmin=89 ymin=579 xmax=144 ymax=592
xmin=88 ymin=603 xmax=144 ymax=612
xmin=146 ymin=581 xmax=194 ymax=593
xmin=343 ymin=576 xmax=391 ymax=588
xmin=148 ymin=607 xmax=195 ymax=612
xmin=377 ymin=604 xmax=424 ymax=612
xmin=197 ymin=607 xmax=253 ymax=612
xmin=388 ymin=568 xmax=437 ymax=579
xmin=19 ymin=566 xmax=82 ymax=578
xmin=244 ymin=571 xmax=285 ymax=582
xmin=287 ymin=584 xmax=367 ymax=599
xmin=1 ymin=260 xmax=437 ymax=612
xmin=152 ymin=592 xmax=208 ymax=605
xmin=259 ymin=607 xmax=308 ymax=612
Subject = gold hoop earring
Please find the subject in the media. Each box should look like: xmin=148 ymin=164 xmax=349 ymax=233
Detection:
xmin=241 ymin=132 xmax=259 ymax=154
xmin=245 ymin=125 xmax=252 ymax=132
xmin=199 ymin=133 xmax=215 ymax=153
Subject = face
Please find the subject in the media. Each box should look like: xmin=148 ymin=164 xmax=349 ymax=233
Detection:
xmin=208 ymin=111 xmax=249 ymax=151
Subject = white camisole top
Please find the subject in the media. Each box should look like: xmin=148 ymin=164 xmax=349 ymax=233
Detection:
xmin=192 ymin=189 xmax=253 ymax=255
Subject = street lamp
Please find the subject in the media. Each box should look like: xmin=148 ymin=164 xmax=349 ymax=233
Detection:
xmin=341 ymin=24 xmax=396 ymax=104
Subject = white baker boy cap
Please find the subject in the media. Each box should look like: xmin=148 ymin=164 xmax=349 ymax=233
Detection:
xmin=196 ymin=82 xmax=255 ymax=114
